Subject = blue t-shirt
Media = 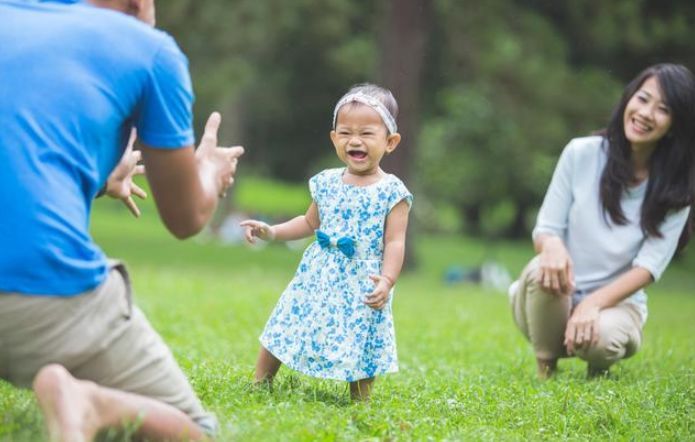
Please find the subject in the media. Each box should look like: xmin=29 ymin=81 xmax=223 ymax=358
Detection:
xmin=0 ymin=0 xmax=195 ymax=295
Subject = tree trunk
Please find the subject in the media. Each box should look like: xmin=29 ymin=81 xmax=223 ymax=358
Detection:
xmin=506 ymin=200 xmax=529 ymax=239
xmin=461 ymin=203 xmax=482 ymax=236
xmin=378 ymin=0 xmax=432 ymax=269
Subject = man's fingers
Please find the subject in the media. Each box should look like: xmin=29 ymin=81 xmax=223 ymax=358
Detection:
xmin=200 ymin=112 xmax=221 ymax=150
xmin=127 ymin=127 xmax=137 ymax=148
xmin=132 ymin=150 xmax=142 ymax=163
xmin=133 ymin=164 xmax=145 ymax=176
xmin=131 ymin=183 xmax=147 ymax=199
xmin=225 ymin=145 xmax=245 ymax=159
xmin=123 ymin=196 xmax=140 ymax=218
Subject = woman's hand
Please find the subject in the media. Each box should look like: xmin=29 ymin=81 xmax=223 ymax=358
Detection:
xmin=240 ymin=220 xmax=275 ymax=243
xmin=537 ymin=235 xmax=575 ymax=296
xmin=364 ymin=275 xmax=394 ymax=310
xmin=564 ymin=298 xmax=600 ymax=354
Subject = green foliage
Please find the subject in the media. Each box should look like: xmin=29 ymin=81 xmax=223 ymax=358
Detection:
xmin=158 ymin=0 xmax=382 ymax=181
xmin=417 ymin=1 xmax=625 ymax=236
xmin=235 ymin=175 xmax=311 ymax=217
xmin=1 ymin=205 xmax=693 ymax=440
xmin=153 ymin=0 xmax=695 ymax=237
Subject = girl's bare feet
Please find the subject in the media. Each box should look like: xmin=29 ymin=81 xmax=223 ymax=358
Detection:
xmin=350 ymin=378 xmax=374 ymax=401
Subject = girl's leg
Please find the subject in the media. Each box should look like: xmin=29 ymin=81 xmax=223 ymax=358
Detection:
xmin=510 ymin=256 xmax=571 ymax=378
xmin=349 ymin=378 xmax=374 ymax=401
xmin=254 ymin=346 xmax=282 ymax=384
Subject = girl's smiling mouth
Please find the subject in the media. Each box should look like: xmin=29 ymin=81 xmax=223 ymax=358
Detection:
xmin=348 ymin=150 xmax=367 ymax=160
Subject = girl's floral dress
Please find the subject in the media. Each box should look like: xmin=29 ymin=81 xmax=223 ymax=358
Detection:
xmin=260 ymin=167 xmax=412 ymax=381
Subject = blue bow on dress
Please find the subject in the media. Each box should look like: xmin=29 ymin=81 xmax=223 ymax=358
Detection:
xmin=315 ymin=230 xmax=356 ymax=258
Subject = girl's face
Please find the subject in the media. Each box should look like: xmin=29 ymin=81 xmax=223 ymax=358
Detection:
xmin=623 ymin=76 xmax=673 ymax=153
xmin=330 ymin=104 xmax=400 ymax=176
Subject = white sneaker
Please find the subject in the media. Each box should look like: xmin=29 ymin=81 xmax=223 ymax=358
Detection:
xmin=507 ymin=280 xmax=519 ymax=300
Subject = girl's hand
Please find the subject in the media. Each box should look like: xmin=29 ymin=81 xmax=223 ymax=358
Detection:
xmin=240 ymin=220 xmax=275 ymax=243
xmin=538 ymin=236 xmax=575 ymax=296
xmin=364 ymin=275 xmax=394 ymax=310
xmin=564 ymin=298 xmax=600 ymax=355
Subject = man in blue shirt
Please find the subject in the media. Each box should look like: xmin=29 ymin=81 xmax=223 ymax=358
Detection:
xmin=0 ymin=0 xmax=243 ymax=439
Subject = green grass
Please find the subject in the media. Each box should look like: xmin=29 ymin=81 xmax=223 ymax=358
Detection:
xmin=1 ymin=197 xmax=694 ymax=441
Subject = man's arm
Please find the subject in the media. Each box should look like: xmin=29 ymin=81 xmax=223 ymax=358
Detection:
xmin=141 ymin=112 xmax=243 ymax=239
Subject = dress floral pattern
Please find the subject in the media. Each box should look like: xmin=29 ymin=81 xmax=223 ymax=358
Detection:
xmin=260 ymin=168 xmax=413 ymax=381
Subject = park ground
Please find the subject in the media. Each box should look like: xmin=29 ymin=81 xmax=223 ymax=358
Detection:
xmin=1 ymin=194 xmax=693 ymax=441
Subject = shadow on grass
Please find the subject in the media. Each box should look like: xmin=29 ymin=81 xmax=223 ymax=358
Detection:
xmin=251 ymin=374 xmax=353 ymax=407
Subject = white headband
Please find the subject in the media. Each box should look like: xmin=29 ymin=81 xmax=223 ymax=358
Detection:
xmin=332 ymin=92 xmax=398 ymax=134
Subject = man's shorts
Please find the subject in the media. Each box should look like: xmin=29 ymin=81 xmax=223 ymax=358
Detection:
xmin=0 ymin=261 xmax=217 ymax=435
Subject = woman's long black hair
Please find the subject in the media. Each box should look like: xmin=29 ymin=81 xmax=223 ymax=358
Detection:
xmin=599 ymin=64 xmax=695 ymax=249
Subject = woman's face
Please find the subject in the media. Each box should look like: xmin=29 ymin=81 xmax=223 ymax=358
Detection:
xmin=623 ymin=76 xmax=673 ymax=153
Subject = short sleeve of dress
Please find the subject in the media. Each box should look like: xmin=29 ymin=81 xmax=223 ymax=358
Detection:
xmin=387 ymin=176 xmax=413 ymax=213
xmin=308 ymin=170 xmax=325 ymax=203
xmin=633 ymin=205 xmax=691 ymax=281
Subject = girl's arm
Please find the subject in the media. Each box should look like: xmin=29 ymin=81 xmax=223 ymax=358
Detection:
xmin=565 ymin=267 xmax=651 ymax=354
xmin=272 ymin=202 xmax=320 ymax=241
xmin=241 ymin=202 xmax=319 ymax=243
xmin=365 ymin=200 xmax=409 ymax=309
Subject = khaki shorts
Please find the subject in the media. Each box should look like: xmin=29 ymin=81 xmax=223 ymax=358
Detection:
xmin=0 ymin=261 xmax=216 ymax=434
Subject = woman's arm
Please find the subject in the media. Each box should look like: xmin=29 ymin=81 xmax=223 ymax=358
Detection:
xmin=532 ymin=141 xmax=579 ymax=296
xmin=534 ymin=233 xmax=574 ymax=296
xmin=365 ymin=200 xmax=409 ymax=309
xmin=565 ymin=266 xmax=652 ymax=354
xmin=566 ymin=205 xmax=691 ymax=353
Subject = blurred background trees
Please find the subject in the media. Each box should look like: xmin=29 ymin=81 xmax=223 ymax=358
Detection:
xmin=156 ymin=0 xmax=695 ymax=241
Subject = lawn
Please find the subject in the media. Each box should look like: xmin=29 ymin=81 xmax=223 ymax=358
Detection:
xmin=1 ymin=197 xmax=693 ymax=441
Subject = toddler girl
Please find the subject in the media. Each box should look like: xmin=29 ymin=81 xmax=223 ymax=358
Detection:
xmin=241 ymin=83 xmax=412 ymax=400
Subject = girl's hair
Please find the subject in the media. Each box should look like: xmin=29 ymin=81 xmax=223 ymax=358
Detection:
xmin=599 ymin=63 xmax=695 ymax=247
xmin=337 ymin=83 xmax=399 ymax=121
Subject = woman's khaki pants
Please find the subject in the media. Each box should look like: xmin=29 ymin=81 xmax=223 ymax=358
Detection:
xmin=510 ymin=257 xmax=643 ymax=369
